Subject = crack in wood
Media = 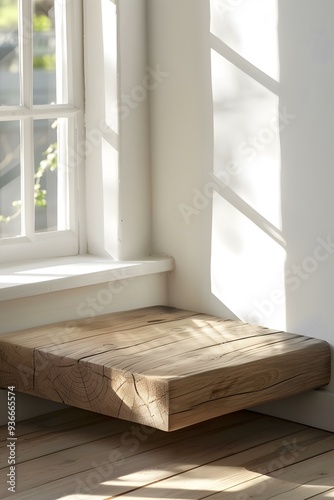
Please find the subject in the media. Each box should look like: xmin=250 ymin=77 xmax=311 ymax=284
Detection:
xmin=0 ymin=307 xmax=330 ymax=431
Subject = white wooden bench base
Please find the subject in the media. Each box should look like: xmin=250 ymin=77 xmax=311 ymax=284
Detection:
xmin=0 ymin=306 xmax=330 ymax=431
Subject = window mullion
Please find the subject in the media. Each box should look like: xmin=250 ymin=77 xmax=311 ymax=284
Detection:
xmin=19 ymin=0 xmax=33 ymax=109
xmin=54 ymin=0 xmax=69 ymax=231
xmin=54 ymin=0 xmax=69 ymax=104
xmin=0 ymin=105 xmax=79 ymax=121
xmin=57 ymin=118 xmax=69 ymax=231
xmin=19 ymin=0 xmax=34 ymax=237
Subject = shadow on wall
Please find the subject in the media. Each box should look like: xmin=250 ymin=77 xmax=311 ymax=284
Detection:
xmin=278 ymin=0 xmax=334 ymax=346
xmin=210 ymin=0 xmax=287 ymax=330
xmin=209 ymin=0 xmax=334 ymax=354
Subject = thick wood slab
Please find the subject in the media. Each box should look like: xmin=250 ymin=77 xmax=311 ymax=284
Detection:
xmin=0 ymin=306 xmax=331 ymax=431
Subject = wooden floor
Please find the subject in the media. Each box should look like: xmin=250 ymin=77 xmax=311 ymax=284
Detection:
xmin=1 ymin=408 xmax=334 ymax=499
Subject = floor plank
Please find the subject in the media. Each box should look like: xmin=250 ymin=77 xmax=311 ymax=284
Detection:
xmin=311 ymin=489 xmax=334 ymax=498
xmin=0 ymin=407 xmax=107 ymax=443
xmin=207 ymin=449 xmax=334 ymax=499
xmin=114 ymin=429 xmax=334 ymax=499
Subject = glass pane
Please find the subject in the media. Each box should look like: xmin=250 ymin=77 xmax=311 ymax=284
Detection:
xmin=33 ymin=0 xmax=57 ymax=104
xmin=0 ymin=0 xmax=19 ymax=105
xmin=34 ymin=118 xmax=57 ymax=232
xmin=0 ymin=121 xmax=21 ymax=238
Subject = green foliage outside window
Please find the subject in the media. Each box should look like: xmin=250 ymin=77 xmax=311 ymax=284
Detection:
xmin=33 ymin=13 xmax=52 ymax=32
xmin=0 ymin=0 xmax=17 ymax=29
xmin=0 ymin=2 xmax=57 ymax=223
xmin=0 ymin=144 xmax=58 ymax=223
xmin=0 ymin=123 xmax=58 ymax=224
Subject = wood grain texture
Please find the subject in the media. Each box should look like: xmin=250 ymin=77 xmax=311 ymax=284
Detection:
xmin=0 ymin=306 xmax=331 ymax=431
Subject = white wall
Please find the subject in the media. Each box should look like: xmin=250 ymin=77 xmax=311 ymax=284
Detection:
xmin=148 ymin=0 xmax=230 ymax=315
xmin=149 ymin=0 xmax=334 ymax=430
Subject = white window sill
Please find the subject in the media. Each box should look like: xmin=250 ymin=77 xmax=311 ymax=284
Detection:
xmin=0 ymin=255 xmax=174 ymax=302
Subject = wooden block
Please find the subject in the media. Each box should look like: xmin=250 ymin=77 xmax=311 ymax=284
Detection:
xmin=0 ymin=306 xmax=331 ymax=431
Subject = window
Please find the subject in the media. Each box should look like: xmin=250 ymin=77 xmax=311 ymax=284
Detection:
xmin=0 ymin=0 xmax=84 ymax=264
xmin=0 ymin=1 xmax=172 ymax=303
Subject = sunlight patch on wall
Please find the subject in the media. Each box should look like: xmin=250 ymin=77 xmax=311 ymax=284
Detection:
xmin=210 ymin=0 xmax=281 ymax=229
xmin=211 ymin=0 xmax=279 ymax=81
xmin=210 ymin=0 xmax=286 ymax=328
xmin=211 ymin=193 xmax=286 ymax=329
xmin=211 ymin=50 xmax=282 ymax=228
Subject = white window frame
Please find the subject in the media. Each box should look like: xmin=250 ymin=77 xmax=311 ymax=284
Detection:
xmin=0 ymin=0 xmax=153 ymax=266
xmin=0 ymin=0 xmax=85 ymax=264
xmin=0 ymin=0 xmax=167 ymax=304
xmin=84 ymin=0 xmax=152 ymax=261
